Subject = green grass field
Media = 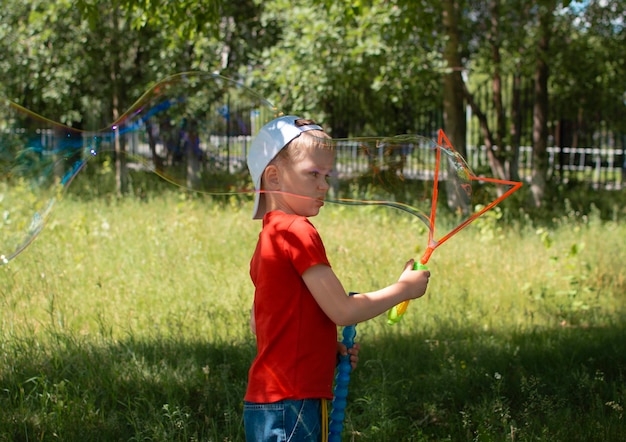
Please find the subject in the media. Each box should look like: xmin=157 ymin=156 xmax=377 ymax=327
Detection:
xmin=1 ymin=194 xmax=625 ymax=441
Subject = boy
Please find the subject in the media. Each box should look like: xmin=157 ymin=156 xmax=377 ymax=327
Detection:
xmin=244 ymin=116 xmax=430 ymax=441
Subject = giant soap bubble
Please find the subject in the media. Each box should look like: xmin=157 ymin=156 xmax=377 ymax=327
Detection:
xmin=1 ymin=71 xmax=521 ymax=268
xmin=1 ymin=72 xmax=277 ymax=263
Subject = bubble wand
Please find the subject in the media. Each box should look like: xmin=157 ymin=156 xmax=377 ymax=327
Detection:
xmin=322 ymin=130 xmax=521 ymax=439
xmin=387 ymin=129 xmax=523 ymax=324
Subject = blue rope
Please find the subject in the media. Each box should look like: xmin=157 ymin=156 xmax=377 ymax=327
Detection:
xmin=328 ymin=292 xmax=357 ymax=441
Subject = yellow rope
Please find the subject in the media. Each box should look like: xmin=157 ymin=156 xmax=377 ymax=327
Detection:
xmin=321 ymin=398 xmax=328 ymax=442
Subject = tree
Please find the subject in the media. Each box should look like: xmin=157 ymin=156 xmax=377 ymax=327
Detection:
xmin=441 ymin=0 xmax=467 ymax=158
xmin=76 ymin=0 xmax=269 ymax=193
xmin=0 ymin=0 xmax=93 ymax=125
xmin=250 ymin=0 xmax=443 ymax=137
xmin=529 ymin=1 xmax=556 ymax=207
xmin=461 ymin=0 xmax=534 ymax=184
xmin=550 ymin=0 xmax=626 ymax=145
xmin=3 ymin=0 xmax=623 ymax=206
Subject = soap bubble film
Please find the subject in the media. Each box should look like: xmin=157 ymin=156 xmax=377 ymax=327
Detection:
xmin=1 ymin=72 xmax=521 ymax=265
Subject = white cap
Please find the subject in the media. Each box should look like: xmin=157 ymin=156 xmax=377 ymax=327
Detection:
xmin=247 ymin=115 xmax=322 ymax=219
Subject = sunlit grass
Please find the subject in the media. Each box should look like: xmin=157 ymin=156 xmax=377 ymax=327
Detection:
xmin=1 ymin=193 xmax=624 ymax=441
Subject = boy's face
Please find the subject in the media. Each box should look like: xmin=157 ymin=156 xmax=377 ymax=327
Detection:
xmin=275 ymin=146 xmax=335 ymax=217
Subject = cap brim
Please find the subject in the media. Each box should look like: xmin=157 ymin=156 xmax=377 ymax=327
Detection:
xmin=252 ymin=191 xmax=265 ymax=220
xmin=252 ymin=172 xmax=266 ymax=219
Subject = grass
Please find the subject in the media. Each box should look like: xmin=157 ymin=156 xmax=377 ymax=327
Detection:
xmin=1 ymin=192 xmax=625 ymax=441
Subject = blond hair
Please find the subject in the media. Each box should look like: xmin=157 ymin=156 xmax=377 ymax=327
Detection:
xmin=272 ymin=119 xmax=332 ymax=166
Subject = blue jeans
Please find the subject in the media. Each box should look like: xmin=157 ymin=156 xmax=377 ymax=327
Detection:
xmin=243 ymin=399 xmax=322 ymax=441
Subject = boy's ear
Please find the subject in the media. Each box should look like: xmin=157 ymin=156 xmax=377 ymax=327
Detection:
xmin=263 ymin=164 xmax=280 ymax=190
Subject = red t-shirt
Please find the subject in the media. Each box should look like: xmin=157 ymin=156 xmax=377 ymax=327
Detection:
xmin=245 ymin=211 xmax=338 ymax=403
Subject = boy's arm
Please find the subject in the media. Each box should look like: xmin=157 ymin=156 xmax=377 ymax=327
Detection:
xmin=302 ymin=260 xmax=429 ymax=326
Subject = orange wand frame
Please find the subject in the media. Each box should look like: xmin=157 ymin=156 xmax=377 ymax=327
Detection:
xmin=387 ymin=129 xmax=523 ymax=324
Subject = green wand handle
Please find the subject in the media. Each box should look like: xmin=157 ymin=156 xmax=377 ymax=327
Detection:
xmin=387 ymin=261 xmax=429 ymax=325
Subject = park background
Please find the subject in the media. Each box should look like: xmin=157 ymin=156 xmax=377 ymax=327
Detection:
xmin=1 ymin=1 xmax=626 ymax=441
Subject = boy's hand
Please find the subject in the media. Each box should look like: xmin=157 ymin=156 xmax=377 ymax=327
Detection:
xmin=337 ymin=341 xmax=360 ymax=370
xmin=398 ymin=259 xmax=431 ymax=300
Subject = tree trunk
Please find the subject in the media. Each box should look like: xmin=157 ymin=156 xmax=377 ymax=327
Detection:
xmin=442 ymin=0 xmax=466 ymax=158
xmin=442 ymin=0 xmax=469 ymax=213
xmin=509 ymin=72 xmax=522 ymax=182
xmin=186 ymin=120 xmax=201 ymax=190
xmin=110 ymin=10 xmax=127 ymax=197
xmin=112 ymin=89 xmax=128 ymax=197
xmin=489 ymin=0 xmax=510 ymax=182
xmin=147 ymin=122 xmax=165 ymax=173
xmin=530 ymin=4 xmax=554 ymax=208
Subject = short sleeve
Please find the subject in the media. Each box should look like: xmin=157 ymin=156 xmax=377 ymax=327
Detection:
xmin=284 ymin=217 xmax=330 ymax=276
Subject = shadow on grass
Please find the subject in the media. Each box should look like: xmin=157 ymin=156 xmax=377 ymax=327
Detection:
xmin=0 ymin=334 xmax=255 ymax=441
xmin=1 ymin=322 xmax=625 ymax=441
xmin=348 ymin=321 xmax=626 ymax=441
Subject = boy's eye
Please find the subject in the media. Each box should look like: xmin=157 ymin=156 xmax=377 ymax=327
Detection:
xmin=309 ymin=170 xmax=331 ymax=180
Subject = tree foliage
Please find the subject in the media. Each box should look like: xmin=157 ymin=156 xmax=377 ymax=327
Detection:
xmin=245 ymin=0 xmax=444 ymax=137
xmin=1 ymin=0 xmax=624 ymax=203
